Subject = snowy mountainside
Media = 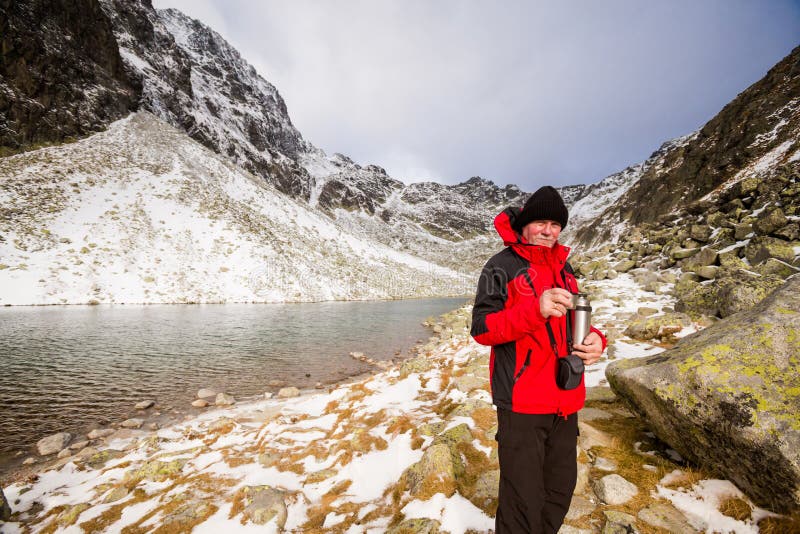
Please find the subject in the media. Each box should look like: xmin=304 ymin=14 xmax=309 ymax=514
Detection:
xmin=562 ymin=132 xmax=698 ymax=246
xmin=98 ymin=0 xmax=314 ymax=199
xmin=0 ymin=113 xmax=471 ymax=305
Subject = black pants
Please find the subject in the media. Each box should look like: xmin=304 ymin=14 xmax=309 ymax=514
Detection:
xmin=495 ymin=408 xmax=578 ymax=534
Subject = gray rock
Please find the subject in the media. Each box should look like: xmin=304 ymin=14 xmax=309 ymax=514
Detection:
xmin=22 ymin=457 xmax=36 ymax=465
xmin=57 ymin=448 xmax=73 ymax=459
xmin=636 ymin=306 xmax=658 ymax=316
xmin=404 ymin=443 xmax=457 ymax=497
xmin=734 ymin=222 xmax=754 ymax=240
xmin=683 ymin=247 xmax=719 ymax=270
xmin=594 ymin=457 xmax=618 ymax=471
xmin=134 ymin=400 xmax=155 ymax=410
xmin=638 ymin=502 xmax=697 ymax=532
xmin=387 ymin=518 xmax=442 ymax=534
xmin=215 ymin=392 xmax=236 ymax=405
xmin=162 ymin=498 xmax=212 ymax=529
xmin=241 ymin=486 xmax=287 ymax=527
xmin=754 ymin=207 xmax=788 ymax=235
xmin=578 ymin=422 xmax=613 ymax=450
xmin=775 ymin=222 xmax=799 ymax=241
xmin=575 ymin=460 xmax=590 ymax=494
xmin=579 ymin=407 xmax=613 ymax=422
xmin=277 ymin=387 xmax=300 ymax=398
xmin=120 ymin=418 xmax=143 ymax=429
xmin=197 ymin=388 xmax=217 ymax=399
xmin=602 ymin=510 xmax=638 ymax=534
xmin=623 ymin=312 xmax=692 ymax=341
xmin=36 ymin=432 xmax=72 ymax=456
xmin=694 ymin=265 xmax=719 ymax=280
xmin=585 ymin=387 xmax=617 ymax=403
xmin=606 ymin=277 xmax=800 ymax=512
xmin=743 ymin=236 xmax=797 ymax=265
xmin=565 ymin=495 xmax=596 ymax=520
xmin=267 ymin=379 xmax=285 ymax=387
xmin=400 ymin=355 xmax=434 ymax=377
xmin=0 ymin=489 xmax=11 ymax=521
xmin=452 ymin=374 xmax=487 ymax=393
xmin=613 ymin=259 xmax=636 ymax=273
xmin=592 ymin=474 xmax=638 ymax=505
xmin=671 ymin=247 xmax=700 ymax=260
xmin=473 ymin=469 xmax=500 ymax=507
xmin=690 ymin=224 xmax=712 ymax=242
xmin=87 ymin=428 xmax=115 ymax=440
xmin=191 ymin=399 xmax=209 ymax=408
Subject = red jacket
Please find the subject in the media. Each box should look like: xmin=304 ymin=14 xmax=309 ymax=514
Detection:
xmin=471 ymin=208 xmax=607 ymax=416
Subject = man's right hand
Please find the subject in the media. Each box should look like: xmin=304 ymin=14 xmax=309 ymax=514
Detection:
xmin=540 ymin=288 xmax=574 ymax=318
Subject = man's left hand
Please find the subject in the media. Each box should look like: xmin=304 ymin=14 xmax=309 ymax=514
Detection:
xmin=573 ymin=331 xmax=603 ymax=365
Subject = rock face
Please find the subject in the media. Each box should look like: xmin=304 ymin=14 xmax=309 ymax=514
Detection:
xmin=0 ymin=0 xmax=136 ymax=154
xmin=607 ymin=277 xmax=800 ymax=512
xmin=36 ymin=432 xmax=72 ymax=456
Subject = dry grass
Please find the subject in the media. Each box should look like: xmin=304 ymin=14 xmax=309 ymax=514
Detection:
xmin=718 ymin=496 xmax=752 ymax=521
xmin=758 ymin=512 xmax=800 ymax=534
xmin=471 ymin=407 xmax=498 ymax=432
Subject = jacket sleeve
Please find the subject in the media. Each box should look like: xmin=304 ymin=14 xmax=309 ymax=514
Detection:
xmin=590 ymin=325 xmax=608 ymax=351
xmin=471 ymin=261 xmax=547 ymax=346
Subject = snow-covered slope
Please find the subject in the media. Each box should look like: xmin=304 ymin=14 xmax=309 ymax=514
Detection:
xmin=0 ymin=113 xmax=471 ymax=305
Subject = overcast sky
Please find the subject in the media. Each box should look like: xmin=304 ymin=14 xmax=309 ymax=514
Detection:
xmin=152 ymin=0 xmax=799 ymax=190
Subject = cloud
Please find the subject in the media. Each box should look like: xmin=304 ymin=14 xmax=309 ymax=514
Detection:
xmin=152 ymin=0 xmax=800 ymax=190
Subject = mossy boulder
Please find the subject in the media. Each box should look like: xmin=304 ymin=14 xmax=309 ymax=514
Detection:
xmin=125 ymin=459 xmax=187 ymax=482
xmin=240 ymin=486 xmax=287 ymax=528
xmin=676 ymin=267 xmax=784 ymax=319
xmin=753 ymin=207 xmax=788 ymax=236
xmin=612 ymin=259 xmax=636 ymax=273
xmin=606 ymin=276 xmax=800 ymax=513
xmin=623 ymin=312 xmax=692 ymax=341
xmin=400 ymin=356 xmax=434 ymax=377
xmin=690 ymin=224 xmax=712 ymax=243
xmin=682 ymin=247 xmax=719 ymax=271
xmin=387 ymin=518 xmax=442 ymax=534
xmin=403 ymin=443 xmax=458 ymax=499
xmin=743 ymin=236 xmax=797 ymax=266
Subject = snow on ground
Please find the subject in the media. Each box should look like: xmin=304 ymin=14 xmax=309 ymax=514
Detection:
xmin=1 ymin=277 xmax=781 ymax=532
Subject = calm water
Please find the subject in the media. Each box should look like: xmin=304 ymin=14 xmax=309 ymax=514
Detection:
xmin=0 ymin=298 xmax=466 ymax=472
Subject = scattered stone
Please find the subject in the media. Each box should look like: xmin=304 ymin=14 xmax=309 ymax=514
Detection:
xmin=694 ymin=265 xmax=719 ymax=280
xmin=209 ymin=417 xmax=236 ymax=433
xmin=258 ymin=451 xmax=280 ymax=468
xmin=134 ymin=400 xmax=155 ymax=410
xmin=197 ymin=388 xmax=217 ymax=399
xmin=607 ymin=277 xmax=800 ymax=512
xmin=22 ymin=457 xmax=36 ymax=465
xmin=315 ymin=382 xmax=324 ymax=389
xmin=592 ymin=474 xmax=638 ymax=505
xmin=126 ymin=459 xmax=187 ymax=482
xmin=670 ymin=247 xmax=700 ymax=260
xmin=57 ymin=448 xmax=72 ymax=459
xmin=161 ymin=498 xmax=213 ymax=529
xmin=565 ymin=495 xmax=596 ymax=520
xmin=240 ymin=485 xmax=288 ymax=528
xmin=120 ymin=418 xmax=144 ymax=429
xmin=84 ymin=449 xmax=126 ymax=469
xmin=147 ymin=422 xmax=159 ymax=431
xmin=404 ymin=443 xmax=457 ymax=498
xmin=753 ymin=207 xmax=788 ymax=235
xmin=215 ymin=392 xmax=236 ymax=406
xmin=593 ymin=457 xmax=618 ymax=471
xmin=69 ymin=440 xmax=89 ymax=451
xmin=103 ymin=486 xmax=130 ymax=503
xmin=56 ymin=503 xmax=90 ymax=527
xmin=87 ymin=428 xmax=115 ymax=440
xmin=36 ymin=432 xmax=72 ymax=456
xmin=277 ymin=387 xmax=300 ymax=398
xmin=578 ymin=422 xmax=613 ymax=450
xmin=602 ymin=510 xmax=638 ymax=534
xmin=613 ymin=259 xmax=636 ymax=273
xmin=575 ymin=460 xmax=590 ymax=493
xmin=305 ymin=468 xmax=337 ymax=484
xmin=690 ymin=224 xmax=712 ymax=242
xmin=744 ymin=236 xmax=797 ymax=265
xmin=638 ymin=502 xmax=696 ymax=532
xmin=263 ymin=392 xmax=274 ymax=400
xmin=400 ymin=355 xmax=434 ymax=377
xmin=452 ymin=374 xmax=487 ymax=393
xmin=267 ymin=379 xmax=285 ymax=387
xmin=472 ymin=469 xmax=499 ymax=508
xmin=623 ymin=312 xmax=692 ymax=341
xmin=191 ymin=399 xmax=209 ymax=408
xmin=387 ymin=518 xmax=442 ymax=534
xmin=636 ymin=306 xmax=658 ymax=316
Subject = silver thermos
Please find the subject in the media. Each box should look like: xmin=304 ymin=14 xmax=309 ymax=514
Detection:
xmin=571 ymin=293 xmax=592 ymax=346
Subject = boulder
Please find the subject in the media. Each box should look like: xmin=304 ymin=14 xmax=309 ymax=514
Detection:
xmin=120 ymin=418 xmax=143 ymax=429
xmin=452 ymin=374 xmax=487 ymax=393
xmin=196 ymin=388 xmax=217 ymax=399
xmin=606 ymin=277 xmax=800 ymax=512
xmin=191 ymin=399 xmax=209 ymax=408
xmin=775 ymin=222 xmax=799 ymax=241
xmin=716 ymin=269 xmax=785 ymax=318
xmin=690 ymin=224 xmax=712 ymax=242
xmin=240 ymin=486 xmax=288 ymax=528
xmin=753 ymin=207 xmax=788 ymax=235
xmin=623 ymin=312 xmax=692 ymax=341
xmin=734 ymin=222 xmax=753 ymax=240
xmin=592 ymin=474 xmax=638 ymax=505
xmin=637 ymin=502 xmax=696 ymax=532
xmin=277 ymin=387 xmax=300 ymax=398
xmin=755 ymin=258 xmax=798 ymax=279
xmin=36 ymin=432 xmax=72 ymax=456
xmin=215 ymin=392 xmax=236 ymax=405
xmin=87 ymin=428 xmax=115 ymax=440
xmin=612 ymin=260 xmax=636 ymax=273
xmin=694 ymin=265 xmax=719 ymax=280
xmin=565 ymin=495 xmax=596 ymax=520
xmin=1 ymin=488 xmax=11 ymax=521
xmin=682 ymin=247 xmax=718 ymax=270
xmin=472 ymin=469 xmax=500 ymax=508
xmin=670 ymin=247 xmax=700 ymax=261
xmin=400 ymin=355 xmax=433 ymax=377
xmin=403 ymin=443 xmax=457 ymax=498
xmin=743 ymin=236 xmax=797 ymax=266
xmin=602 ymin=510 xmax=638 ymax=534
xmin=387 ymin=518 xmax=442 ymax=534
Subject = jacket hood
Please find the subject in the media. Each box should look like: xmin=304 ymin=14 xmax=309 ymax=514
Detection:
xmin=494 ymin=207 xmax=570 ymax=266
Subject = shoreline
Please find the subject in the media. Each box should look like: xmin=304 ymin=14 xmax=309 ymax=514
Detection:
xmin=0 ymin=304 xmax=463 ymax=486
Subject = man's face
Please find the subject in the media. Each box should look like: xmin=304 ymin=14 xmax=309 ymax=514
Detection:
xmin=522 ymin=219 xmax=562 ymax=248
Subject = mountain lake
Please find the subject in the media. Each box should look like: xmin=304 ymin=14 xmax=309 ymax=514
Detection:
xmin=0 ymin=297 xmax=467 ymax=476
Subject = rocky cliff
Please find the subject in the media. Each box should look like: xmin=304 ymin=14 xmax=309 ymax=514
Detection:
xmin=0 ymin=0 xmax=137 ymax=155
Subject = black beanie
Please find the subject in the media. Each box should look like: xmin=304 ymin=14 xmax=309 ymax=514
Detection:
xmin=512 ymin=186 xmax=568 ymax=233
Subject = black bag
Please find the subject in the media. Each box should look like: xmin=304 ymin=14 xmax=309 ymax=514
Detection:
xmin=556 ymin=353 xmax=585 ymax=390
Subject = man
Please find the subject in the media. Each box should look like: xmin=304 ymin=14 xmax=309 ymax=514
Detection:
xmin=471 ymin=185 xmax=606 ymax=534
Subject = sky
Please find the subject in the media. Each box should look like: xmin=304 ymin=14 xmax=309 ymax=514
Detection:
xmin=151 ymin=0 xmax=800 ymax=190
